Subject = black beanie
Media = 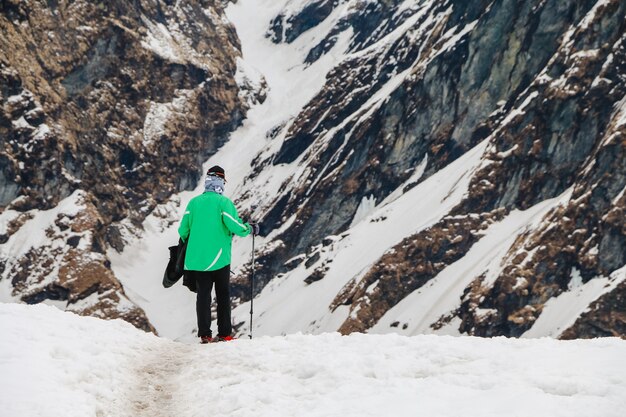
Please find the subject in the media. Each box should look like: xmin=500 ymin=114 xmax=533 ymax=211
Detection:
xmin=207 ymin=165 xmax=226 ymax=181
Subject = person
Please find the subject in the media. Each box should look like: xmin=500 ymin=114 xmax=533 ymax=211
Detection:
xmin=178 ymin=165 xmax=259 ymax=344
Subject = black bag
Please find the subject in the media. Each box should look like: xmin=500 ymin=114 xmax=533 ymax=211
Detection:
xmin=163 ymin=239 xmax=189 ymax=288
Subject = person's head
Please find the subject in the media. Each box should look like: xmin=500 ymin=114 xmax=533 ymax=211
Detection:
xmin=205 ymin=165 xmax=226 ymax=194
xmin=207 ymin=165 xmax=226 ymax=181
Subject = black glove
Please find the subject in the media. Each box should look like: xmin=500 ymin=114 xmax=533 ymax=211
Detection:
xmin=249 ymin=222 xmax=260 ymax=236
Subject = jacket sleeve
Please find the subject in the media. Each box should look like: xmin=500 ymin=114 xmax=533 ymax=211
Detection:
xmin=222 ymin=198 xmax=251 ymax=237
xmin=178 ymin=200 xmax=192 ymax=241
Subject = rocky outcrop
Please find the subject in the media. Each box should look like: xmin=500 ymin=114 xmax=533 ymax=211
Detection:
xmin=0 ymin=0 xmax=247 ymax=330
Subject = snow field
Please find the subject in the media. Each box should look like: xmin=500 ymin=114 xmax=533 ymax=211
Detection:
xmin=0 ymin=303 xmax=162 ymax=417
xmin=2 ymin=303 xmax=626 ymax=417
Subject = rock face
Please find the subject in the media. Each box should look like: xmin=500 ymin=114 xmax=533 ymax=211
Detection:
xmin=0 ymin=0 xmax=249 ymax=331
xmin=227 ymin=0 xmax=625 ymax=339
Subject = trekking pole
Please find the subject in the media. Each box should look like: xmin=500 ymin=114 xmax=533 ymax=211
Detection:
xmin=249 ymin=232 xmax=255 ymax=339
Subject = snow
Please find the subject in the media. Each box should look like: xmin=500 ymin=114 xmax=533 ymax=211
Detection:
xmin=349 ymin=194 xmax=376 ymax=228
xmin=2 ymin=302 xmax=626 ymax=417
xmin=233 ymin=139 xmax=490 ymax=337
xmin=235 ymin=56 xmax=266 ymax=106
xmin=499 ymin=91 xmax=539 ymax=128
xmin=0 ymin=190 xmax=85 ymax=261
xmin=395 ymin=0 xmax=425 ymax=17
xmin=0 ymin=210 xmax=19 ymax=237
xmin=141 ymin=19 xmax=183 ymax=63
xmin=280 ymin=0 xmax=334 ymax=20
xmin=143 ymin=88 xmax=196 ymax=148
xmin=0 ymin=191 xmax=139 ymax=317
xmin=495 ymin=144 xmax=520 ymax=159
xmin=0 ymin=303 xmax=158 ymax=417
xmin=140 ymin=17 xmax=210 ymax=69
xmin=350 ymin=0 xmax=438 ymax=61
xmin=434 ymin=19 xmax=478 ymax=58
xmin=6 ymin=92 xmax=29 ymax=106
xmin=11 ymin=116 xmax=31 ymax=130
xmin=271 ymin=4 xmax=454 ymax=207
xmin=569 ymin=267 xmax=585 ymax=290
xmin=522 ymin=265 xmax=626 ymax=338
xmin=513 ymin=276 xmax=528 ymax=291
xmin=379 ymin=155 xmax=428 ymax=207
xmin=371 ymin=188 xmax=574 ymax=336
xmin=32 ymin=123 xmax=51 ymax=141
xmin=0 ymin=271 xmax=15 ymax=303
xmin=579 ymin=0 xmax=611 ymax=31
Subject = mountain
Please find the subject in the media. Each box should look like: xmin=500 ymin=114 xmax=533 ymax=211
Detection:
xmin=1 ymin=0 xmax=625 ymax=339
xmin=226 ymin=0 xmax=626 ymax=339
xmin=0 ymin=0 xmax=258 ymax=330
xmin=2 ymin=302 xmax=626 ymax=417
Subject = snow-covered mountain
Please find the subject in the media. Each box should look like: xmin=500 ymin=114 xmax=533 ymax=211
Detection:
xmin=221 ymin=0 xmax=626 ymax=339
xmin=0 ymin=0 xmax=254 ymax=330
xmin=1 ymin=0 xmax=625 ymax=340
xmin=2 ymin=302 xmax=626 ymax=417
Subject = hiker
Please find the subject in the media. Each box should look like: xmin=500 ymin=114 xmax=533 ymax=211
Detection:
xmin=178 ymin=165 xmax=259 ymax=344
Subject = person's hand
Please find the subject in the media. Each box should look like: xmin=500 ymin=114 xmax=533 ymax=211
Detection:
xmin=249 ymin=222 xmax=260 ymax=236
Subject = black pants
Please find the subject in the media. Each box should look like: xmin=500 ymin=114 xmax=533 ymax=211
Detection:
xmin=188 ymin=266 xmax=231 ymax=337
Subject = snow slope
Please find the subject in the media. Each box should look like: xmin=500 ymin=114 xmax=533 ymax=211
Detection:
xmin=522 ymin=265 xmax=626 ymax=338
xmin=370 ymin=189 xmax=575 ymax=336
xmin=232 ymin=139 xmax=490 ymax=337
xmin=2 ymin=303 xmax=626 ymax=417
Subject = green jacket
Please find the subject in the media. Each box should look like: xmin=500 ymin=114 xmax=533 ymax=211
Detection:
xmin=178 ymin=191 xmax=251 ymax=271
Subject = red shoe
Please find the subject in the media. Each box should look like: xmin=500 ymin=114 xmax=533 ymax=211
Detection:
xmin=200 ymin=335 xmax=214 ymax=344
xmin=216 ymin=335 xmax=235 ymax=342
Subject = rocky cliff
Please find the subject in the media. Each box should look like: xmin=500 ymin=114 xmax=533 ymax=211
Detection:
xmin=224 ymin=0 xmax=625 ymax=339
xmin=0 ymin=0 xmax=250 ymax=331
